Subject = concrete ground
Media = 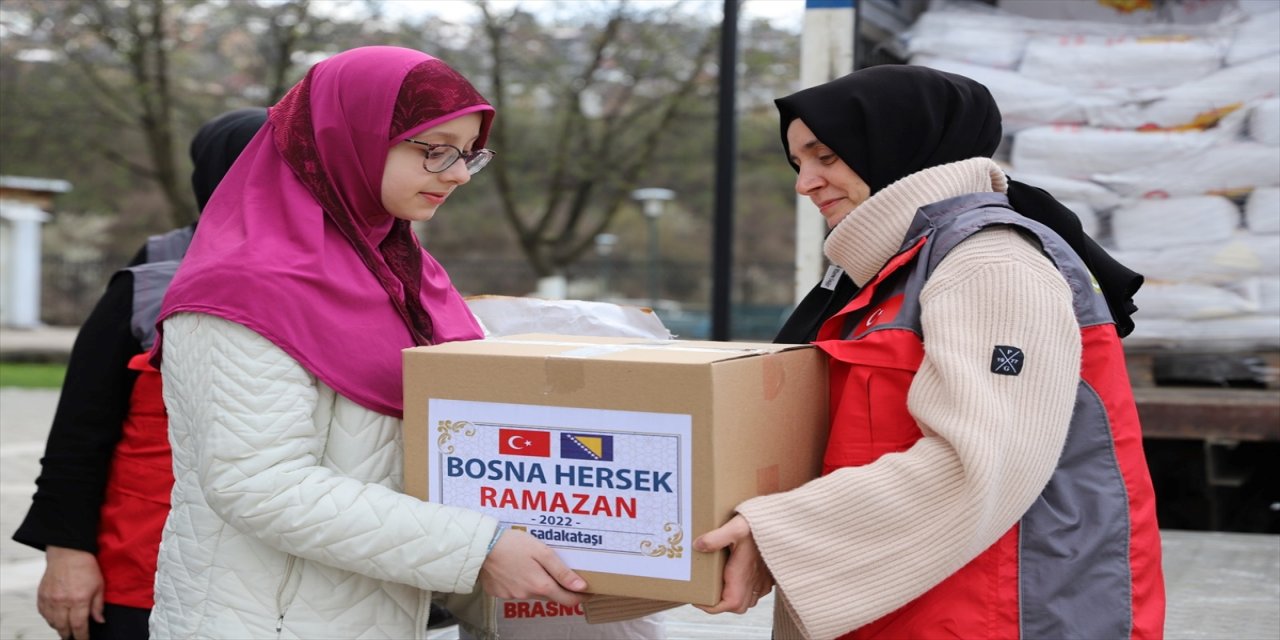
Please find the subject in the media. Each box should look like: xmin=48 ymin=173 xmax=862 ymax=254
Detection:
xmin=0 ymin=327 xmax=78 ymax=364
xmin=0 ymin=387 xmax=771 ymax=639
xmin=1 ymin=389 xmax=62 ymax=640
xmin=1 ymin=384 xmax=1277 ymax=639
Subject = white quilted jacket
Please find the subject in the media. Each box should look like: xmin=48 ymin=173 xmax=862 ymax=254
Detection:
xmin=153 ymin=313 xmax=499 ymax=639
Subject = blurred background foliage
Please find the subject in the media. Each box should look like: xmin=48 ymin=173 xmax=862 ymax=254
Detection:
xmin=0 ymin=0 xmax=804 ymax=336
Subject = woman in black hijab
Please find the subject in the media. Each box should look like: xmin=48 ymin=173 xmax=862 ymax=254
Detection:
xmin=190 ymin=107 xmax=269 ymax=211
xmin=15 ymin=107 xmax=267 ymax=640
xmin=693 ymin=65 xmax=1164 ymax=640
xmin=774 ymin=64 xmax=1142 ymax=343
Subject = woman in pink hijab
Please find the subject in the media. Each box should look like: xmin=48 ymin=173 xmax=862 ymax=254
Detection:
xmin=150 ymin=47 xmax=586 ymax=640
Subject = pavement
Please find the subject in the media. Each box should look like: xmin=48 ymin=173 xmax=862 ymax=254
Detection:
xmin=1 ymin=389 xmax=59 ymax=640
xmin=0 ymin=387 xmax=773 ymax=640
xmin=0 ymin=327 xmax=78 ymax=364
xmin=0 ymin=326 xmax=774 ymax=638
xmin=1 ymin=329 xmax=1278 ymax=639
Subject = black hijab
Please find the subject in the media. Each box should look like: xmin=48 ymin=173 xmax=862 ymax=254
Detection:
xmin=774 ymin=64 xmax=1143 ymax=340
xmin=190 ymin=107 xmax=269 ymax=212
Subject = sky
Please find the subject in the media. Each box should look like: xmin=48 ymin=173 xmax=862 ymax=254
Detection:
xmin=376 ymin=0 xmax=806 ymax=32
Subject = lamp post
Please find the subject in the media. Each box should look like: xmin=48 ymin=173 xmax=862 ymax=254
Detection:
xmin=594 ymin=232 xmax=618 ymax=299
xmin=631 ymin=188 xmax=675 ymax=310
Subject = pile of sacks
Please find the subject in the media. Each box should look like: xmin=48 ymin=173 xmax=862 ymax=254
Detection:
xmin=905 ymin=0 xmax=1280 ymax=350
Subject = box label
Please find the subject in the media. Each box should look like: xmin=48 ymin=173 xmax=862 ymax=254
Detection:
xmin=427 ymin=399 xmax=694 ymax=581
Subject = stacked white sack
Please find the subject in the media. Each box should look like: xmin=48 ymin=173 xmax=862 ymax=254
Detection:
xmin=905 ymin=10 xmax=1030 ymax=69
xmin=1262 ymin=278 xmax=1280 ymax=315
xmin=1249 ymin=98 xmax=1280 ymax=145
xmin=1111 ymin=232 xmax=1280 ymax=285
xmin=1085 ymin=55 xmax=1280 ymax=131
xmin=910 ymin=56 xmax=1096 ymax=131
xmin=1010 ymin=124 xmax=1232 ymax=179
xmin=1126 ymin=316 xmax=1280 ymax=349
xmin=1018 ymin=35 xmax=1223 ymax=92
xmin=998 ymin=0 xmax=1172 ymax=25
xmin=1092 ymin=141 xmax=1280 ymax=199
xmin=1133 ymin=282 xmax=1257 ymax=320
xmin=1111 ymin=196 xmax=1240 ymax=251
xmin=1261 ymin=279 xmax=1280 ymax=315
xmin=1233 ymin=3 xmax=1280 ymax=325
xmin=1079 ymin=195 xmax=1280 ymax=349
xmin=1231 ymin=277 xmax=1280 ymax=316
xmin=1244 ymin=187 xmax=1280 ymax=234
xmin=906 ymin=0 xmax=1280 ymax=349
xmin=1011 ymin=172 xmax=1125 ymax=212
xmin=1226 ymin=6 xmax=1280 ymax=66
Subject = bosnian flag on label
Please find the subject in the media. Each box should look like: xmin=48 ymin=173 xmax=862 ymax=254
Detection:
xmin=498 ymin=429 xmax=551 ymax=457
xmin=561 ymin=433 xmax=614 ymax=461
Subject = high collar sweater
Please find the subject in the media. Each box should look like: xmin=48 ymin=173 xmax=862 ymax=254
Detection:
xmin=737 ymin=158 xmax=1081 ymax=640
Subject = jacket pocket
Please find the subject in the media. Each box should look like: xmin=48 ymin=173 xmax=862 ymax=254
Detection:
xmin=818 ymin=330 xmax=924 ymax=471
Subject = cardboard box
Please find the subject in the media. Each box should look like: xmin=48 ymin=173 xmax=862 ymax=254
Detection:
xmin=403 ymin=333 xmax=827 ymax=605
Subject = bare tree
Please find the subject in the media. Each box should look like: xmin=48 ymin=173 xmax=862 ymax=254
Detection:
xmin=476 ymin=1 xmax=717 ymax=279
xmin=74 ymin=0 xmax=190 ymax=224
xmin=7 ymin=0 xmax=313 ymax=227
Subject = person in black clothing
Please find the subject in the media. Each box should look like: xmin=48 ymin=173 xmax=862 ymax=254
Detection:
xmin=13 ymin=107 xmax=267 ymax=640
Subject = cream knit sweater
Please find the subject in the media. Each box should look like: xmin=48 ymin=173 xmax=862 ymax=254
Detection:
xmin=737 ymin=158 xmax=1082 ymax=640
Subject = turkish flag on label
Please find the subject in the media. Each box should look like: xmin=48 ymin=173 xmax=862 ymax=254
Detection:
xmin=498 ymin=429 xmax=551 ymax=457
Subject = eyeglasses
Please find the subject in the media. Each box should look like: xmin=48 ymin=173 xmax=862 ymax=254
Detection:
xmin=402 ymin=139 xmax=495 ymax=175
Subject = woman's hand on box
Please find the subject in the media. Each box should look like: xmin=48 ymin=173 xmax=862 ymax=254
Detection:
xmin=479 ymin=528 xmax=588 ymax=606
xmin=692 ymin=514 xmax=774 ymax=614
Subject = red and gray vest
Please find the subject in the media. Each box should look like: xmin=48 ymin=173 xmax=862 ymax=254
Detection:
xmin=815 ymin=193 xmax=1164 ymax=639
xmin=96 ymin=226 xmax=191 ymax=608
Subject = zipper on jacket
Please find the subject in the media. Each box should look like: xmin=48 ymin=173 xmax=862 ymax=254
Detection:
xmin=274 ymin=555 xmax=299 ymax=638
xmin=484 ymin=594 xmax=498 ymax=640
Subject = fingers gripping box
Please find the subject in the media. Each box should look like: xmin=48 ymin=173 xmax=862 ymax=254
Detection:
xmin=403 ymin=333 xmax=827 ymax=606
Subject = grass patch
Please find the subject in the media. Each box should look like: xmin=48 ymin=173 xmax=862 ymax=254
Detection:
xmin=0 ymin=362 xmax=67 ymax=389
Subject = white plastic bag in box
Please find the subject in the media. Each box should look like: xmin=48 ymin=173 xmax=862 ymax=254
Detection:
xmin=467 ymin=295 xmax=672 ymax=339
xmin=1093 ymin=142 xmax=1280 ymax=198
xmin=1244 ymin=187 xmax=1280 ymax=233
xmin=1085 ymin=55 xmax=1280 ymax=130
xmin=1019 ymin=34 xmax=1224 ymax=92
xmin=1111 ymin=195 xmax=1240 ymax=251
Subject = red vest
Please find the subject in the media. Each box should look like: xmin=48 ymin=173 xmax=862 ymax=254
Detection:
xmin=815 ymin=194 xmax=1164 ymax=639
xmin=95 ymin=353 xmax=173 ymax=608
xmin=94 ymin=228 xmax=189 ymax=608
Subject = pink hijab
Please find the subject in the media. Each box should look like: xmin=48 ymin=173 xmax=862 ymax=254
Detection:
xmin=157 ymin=46 xmax=491 ymax=418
